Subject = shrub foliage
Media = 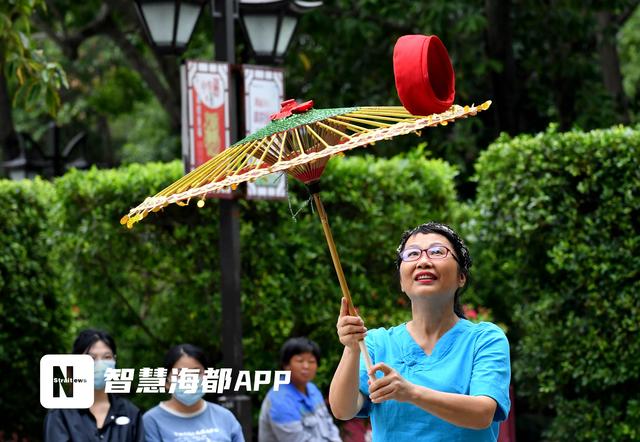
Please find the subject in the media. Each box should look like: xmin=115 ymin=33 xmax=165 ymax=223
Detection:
xmin=0 ymin=179 xmax=69 ymax=434
xmin=473 ymin=125 xmax=640 ymax=441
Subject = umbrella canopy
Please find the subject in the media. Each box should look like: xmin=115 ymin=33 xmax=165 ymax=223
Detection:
xmin=121 ymin=100 xmax=490 ymax=228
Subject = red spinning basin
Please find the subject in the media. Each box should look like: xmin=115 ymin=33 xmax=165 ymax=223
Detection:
xmin=393 ymin=35 xmax=455 ymax=115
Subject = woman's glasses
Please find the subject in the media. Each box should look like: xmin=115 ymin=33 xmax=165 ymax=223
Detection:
xmin=399 ymin=245 xmax=459 ymax=263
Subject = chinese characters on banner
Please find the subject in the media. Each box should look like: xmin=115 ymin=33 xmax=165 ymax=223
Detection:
xmin=181 ymin=61 xmax=232 ymax=197
xmin=102 ymin=367 xmax=291 ymax=394
xmin=180 ymin=62 xmax=287 ymax=200
xmin=243 ymin=65 xmax=287 ymax=200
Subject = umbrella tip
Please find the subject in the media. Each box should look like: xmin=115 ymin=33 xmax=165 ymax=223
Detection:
xmin=270 ymin=99 xmax=314 ymax=121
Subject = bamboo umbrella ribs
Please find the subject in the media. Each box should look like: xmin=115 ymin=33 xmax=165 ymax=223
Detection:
xmin=121 ymin=101 xmax=490 ymax=227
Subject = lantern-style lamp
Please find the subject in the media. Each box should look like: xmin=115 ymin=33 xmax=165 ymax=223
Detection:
xmin=239 ymin=0 xmax=322 ymax=64
xmin=134 ymin=0 xmax=208 ymax=54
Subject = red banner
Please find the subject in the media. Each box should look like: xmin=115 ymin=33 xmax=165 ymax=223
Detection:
xmin=181 ymin=61 xmax=231 ymax=197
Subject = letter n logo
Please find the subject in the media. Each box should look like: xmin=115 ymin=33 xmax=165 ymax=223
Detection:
xmin=41 ymin=354 xmax=93 ymax=409
xmin=53 ymin=366 xmax=74 ymax=398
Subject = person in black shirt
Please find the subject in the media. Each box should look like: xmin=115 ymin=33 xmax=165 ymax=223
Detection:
xmin=44 ymin=329 xmax=144 ymax=441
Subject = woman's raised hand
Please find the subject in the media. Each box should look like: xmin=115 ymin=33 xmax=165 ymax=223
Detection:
xmin=336 ymin=297 xmax=367 ymax=351
xmin=368 ymin=362 xmax=416 ymax=404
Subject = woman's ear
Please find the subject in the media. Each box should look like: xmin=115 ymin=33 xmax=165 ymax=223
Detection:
xmin=165 ymin=368 xmax=173 ymax=391
xmin=458 ymin=272 xmax=467 ymax=288
xmin=399 ymin=273 xmax=407 ymax=294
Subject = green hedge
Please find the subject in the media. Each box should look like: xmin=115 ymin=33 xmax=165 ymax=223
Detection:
xmin=0 ymin=178 xmax=69 ymax=435
xmin=472 ymin=125 xmax=640 ymax=441
xmin=48 ymin=153 xmax=463 ymax=414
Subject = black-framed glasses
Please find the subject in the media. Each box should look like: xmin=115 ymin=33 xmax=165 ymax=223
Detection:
xmin=399 ymin=245 xmax=459 ymax=263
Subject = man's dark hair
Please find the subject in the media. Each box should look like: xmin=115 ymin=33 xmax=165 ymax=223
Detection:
xmin=279 ymin=337 xmax=321 ymax=368
xmin=72 ymin=329 xmax=117 ymax=355
xmin=163 ymin=343 xmax=208 ymax=372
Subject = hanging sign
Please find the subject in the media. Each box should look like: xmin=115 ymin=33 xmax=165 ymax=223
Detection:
xmin=181 ymin=61 xmax=232 ymax=197
xmin=242 ymin=65 xmax=287 ymax=200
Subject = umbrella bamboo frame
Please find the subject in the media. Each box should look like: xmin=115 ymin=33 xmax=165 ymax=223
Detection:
xmin=122 ymin=101 xmax=491 ymax=227
xmin=122 ymin=101 xmax=492 ymax=377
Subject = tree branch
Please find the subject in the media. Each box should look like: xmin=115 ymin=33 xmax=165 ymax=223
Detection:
xmin=93 ymin=254 xmax=169 ymax=349
xmin=614 ymin=2 xmax=640 ymax=26
xmin=0 ymin=56 xmax=16 ymax=150
xmin=35 ymin=3 xmax=111 ymax=60
xmin=101 ymin=17 xmax=181 ymax=131
xmin=43 ymin=0 xmax=67 ymax=38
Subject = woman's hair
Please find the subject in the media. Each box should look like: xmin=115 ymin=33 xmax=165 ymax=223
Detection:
xmin=395 ymin=221 xmax=472 ymax=318
xmin=163 ymin=343 xmax=208 ymax=372
xmin=72 ymin=329 xmax=116 ymax=355
xmin=279 ymin=337 xmax=321 ymax=368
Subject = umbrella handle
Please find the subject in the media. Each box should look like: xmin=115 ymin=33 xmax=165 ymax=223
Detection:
xmin=311 ymin=192 xmax=375 ymax=380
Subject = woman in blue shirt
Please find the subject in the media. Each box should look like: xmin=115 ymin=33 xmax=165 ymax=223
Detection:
xmin=329 ymin=222 xmax=510 ymax=441
xmin=258 ymin=337 xmax=341 ymax=441
xmin=144 ymin=343 xmax=244 ymax=442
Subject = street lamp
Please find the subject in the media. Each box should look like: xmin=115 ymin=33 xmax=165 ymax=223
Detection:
xmin=134 ymin=0 xmax=208 ymax=54
xmin=238 ymin=0 xmax=322 ymax=64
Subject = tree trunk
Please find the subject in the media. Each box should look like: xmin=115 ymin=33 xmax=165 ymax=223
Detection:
xmin=553 ymin=72 xmax=576 ymax=131
xmin=0 ymin=51 xmax=16 ymax=160
xmin=485 ymin=0 xmax=518 ymax=135
xmin=102 ymin=16 xmax=181 ymax=133
xmin=596 ymin=10 xmax=630 ymax=124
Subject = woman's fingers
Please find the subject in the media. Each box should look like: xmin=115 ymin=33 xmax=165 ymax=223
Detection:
xmin=339 ymin=297 xmax=349 ymax=317
xmin=369 ymin=374 xmax=397 ymax=403
xmin=337 ymin=297 xmax=367 ymax=349
xmin=338 ymin=315 xmax=365 ymax=327
xmin=338 ymin=324 xmax=367 ymax=336
xmin=337 ymin=299 xmax=364 ymax=328
xmin=368 ymin=363 xmax=399 ymax=400
xmin=368 ymin=377 xmax=391 ymax=394
xmin=367 ymin=363 xmax=415 ymax=403
xmin=369 ymin=384 xmax=396 ymax=403
xmin=368 ymin=368 xmax=393 ymax=391
xmin=369 ymin=362 xmax=392 ymax=378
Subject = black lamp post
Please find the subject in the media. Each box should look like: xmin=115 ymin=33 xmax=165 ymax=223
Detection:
xmin=133 ymin=0 xmax=321 ymax=440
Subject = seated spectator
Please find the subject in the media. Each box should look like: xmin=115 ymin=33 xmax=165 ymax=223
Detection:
xmin=143 ymin=343 xmax=244 ymax=442
xmin=44 ymin=329 xmax=144 ymax=441
xmin=259 ymin=337 xmax=340 ymax=442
